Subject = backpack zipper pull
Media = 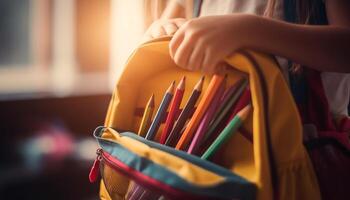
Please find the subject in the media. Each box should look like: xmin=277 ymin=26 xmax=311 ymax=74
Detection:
xmin=89 ymin=148 xmax=102 ymax=183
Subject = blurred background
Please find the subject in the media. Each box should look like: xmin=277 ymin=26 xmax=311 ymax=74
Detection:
xmin=0 ymin=0 xmax=168 ymax=199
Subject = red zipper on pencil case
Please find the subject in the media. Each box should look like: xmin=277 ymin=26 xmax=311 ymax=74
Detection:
xmin=89 ymin=149 xmax=210 ymax=200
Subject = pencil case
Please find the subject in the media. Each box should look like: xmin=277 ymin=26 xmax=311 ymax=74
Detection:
xmin=91 ymin=37 xmax=321 ymax=200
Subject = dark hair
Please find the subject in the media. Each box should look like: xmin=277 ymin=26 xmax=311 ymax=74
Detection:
xmin=264 ymin=0 xmax=328 ymax=24
xmin=265 ymin=0 xmax=328 ymax=72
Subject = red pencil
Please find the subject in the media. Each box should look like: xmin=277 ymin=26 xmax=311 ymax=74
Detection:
xmin=159 ymin=76 xmax=186 ymax=144
xmin=165 ymin=76 xmax=204 ymax=147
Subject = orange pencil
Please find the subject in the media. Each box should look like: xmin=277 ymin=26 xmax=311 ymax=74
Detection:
xmin=159 ymin=76 xmax=186 ymax=144
xmin=175 ymin=74 xmax=225 ymax=150
xmin=187 ymin=78 xmax=226 ymax=154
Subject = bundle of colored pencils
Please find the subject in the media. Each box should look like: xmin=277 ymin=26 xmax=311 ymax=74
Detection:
xmin=138 ymin=74 xmax=251 ymax=157
xmin=129 ymin=74 xmax=252 ymax=199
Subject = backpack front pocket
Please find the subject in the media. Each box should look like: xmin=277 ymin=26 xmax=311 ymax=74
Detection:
xmin=90 ymin=126 xmax=256 ymax=200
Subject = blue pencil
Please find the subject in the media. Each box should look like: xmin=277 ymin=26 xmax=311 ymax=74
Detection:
xmin=145 ymin=81 xmax=175 ymax=140
xmin=129 ymin=81 xmax=175 ymax=200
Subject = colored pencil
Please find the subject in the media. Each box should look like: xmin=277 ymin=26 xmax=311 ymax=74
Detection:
xmin=134 ymin=79 xmax=183 ymax=200
xmin=130 ymin=84 xmax=173 ymax=199
xmin=145 ymin=81 xmax=175 ymax=140
xmin=187 ymin=77 xmax=226 ymax=154
xmin=215 ymin=78 xmax=247 ymax=121
xmin=226 ymin=88 xmax=252 ymax=141
xmin=227 ymin=88 xmax=251 ymax=120
xmin=138 ymin=94 xmax=155 ymax=137
xmin=165 ymin=76 xmax=204 ymax=147
xmin=176 ymin=75 xmax=225 ymax=150
xmin=202 ymin=78 xmax=248 ymax=143
xmin=201 ymin=104 xmax=252 ymax=160
xmin=127 ymin=184 xmax=145 ymax=200
xmin=159 ymin=77 xmax=186 ymax=144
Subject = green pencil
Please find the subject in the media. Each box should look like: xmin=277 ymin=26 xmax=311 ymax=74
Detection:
xmin=201 ymin=104 xmax=252 ymax=160
xmin=202 ymin=78 xmax=248 ymax=143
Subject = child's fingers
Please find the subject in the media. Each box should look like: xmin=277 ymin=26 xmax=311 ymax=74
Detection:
xmin=151 ymin=25 xmax=166 ymax=38
xmin=173 ymin=18 xmax=187 ymax=28
xmin=188 ymin=42 xmax=205 ymax=71
xmin=173 ymin=36 xmax=194 ymax=69
xmin=163 ymin=23 xmax=178 ymax=35
xmin=169 ymin=29 xmax=185 ymax=58
xmin=195 ymin=53 xmax=205 ymax=72
xmin=202 ymin=49 xmax=213 ymax=72
xmin=202 ymin=48 xmax=219 ymax=74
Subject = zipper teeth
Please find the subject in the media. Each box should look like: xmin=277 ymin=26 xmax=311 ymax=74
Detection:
xmin=100 ymin=151 xmax=207 ymax=200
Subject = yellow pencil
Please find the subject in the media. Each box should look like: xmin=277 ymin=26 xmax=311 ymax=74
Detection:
xmin=138 ymin=94 xmax=155 ymax=137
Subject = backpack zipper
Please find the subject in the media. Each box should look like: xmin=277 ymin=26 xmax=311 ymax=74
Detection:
xmin=89 ymin=148 xmax=211 ymax=199
xmin=89 ymin=148 xmax=102 ymax=183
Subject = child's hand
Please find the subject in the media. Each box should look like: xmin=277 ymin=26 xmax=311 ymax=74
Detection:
xmin=169 ymin=15 xmax=249 ymax=74
xmin=142 ymin=18 xmax=187 ymax=42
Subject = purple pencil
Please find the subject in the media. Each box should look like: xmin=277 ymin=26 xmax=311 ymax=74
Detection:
xmin=187 ymin=77 xmax=226 ymax=154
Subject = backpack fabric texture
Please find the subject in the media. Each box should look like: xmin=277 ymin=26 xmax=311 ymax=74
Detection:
xmin=297 ymin=68 xmax=350 ymax=200
xmin=97 ymin=37 xmax=321 ymax=200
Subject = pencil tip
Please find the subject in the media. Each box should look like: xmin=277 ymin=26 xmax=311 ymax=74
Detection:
xmin=167 ymin=81 xmax=176 ymax=93
xmin=178 ymin=76 xmax=186 ymax=90
xmin=195 ymin=76 xmax=205 ymax=91
xmin=148 ymin=94 xmax=155 ymax=107
xmin=238 ymin=104 xmax=252 ymax=120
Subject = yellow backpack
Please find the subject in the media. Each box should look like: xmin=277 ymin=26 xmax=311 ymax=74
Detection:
xmin=90 ymin=37 xmax=321 ymax=200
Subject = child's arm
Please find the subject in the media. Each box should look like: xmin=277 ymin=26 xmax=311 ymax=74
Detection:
xmin=170 ymin=0 xmax=350 ymax=73
xmin=142 ymin=1 xmax=187 ymax=42
xmin=161 ymin=0 xmax=186 ymax=19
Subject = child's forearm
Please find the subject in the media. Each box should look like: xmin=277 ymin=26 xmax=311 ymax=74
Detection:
xmin=241 ymin=15 xmax=350 ymax=72
xmin=161 ymin=0 xmax=186 ymax=19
